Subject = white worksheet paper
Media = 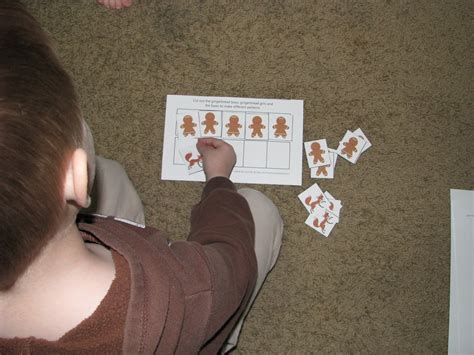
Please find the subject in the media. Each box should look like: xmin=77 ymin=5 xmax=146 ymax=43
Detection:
xmin=161 ymin=95 xmax=304 ymax=185
xmin=448 ymin=189 xmax=474 ymax=355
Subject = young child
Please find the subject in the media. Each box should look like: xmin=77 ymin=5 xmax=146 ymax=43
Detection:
xmin=0 ymin=1 xmax=283 ymax=353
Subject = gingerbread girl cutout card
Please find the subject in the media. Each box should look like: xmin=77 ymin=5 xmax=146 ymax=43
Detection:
xmin=304 ymin=139 xmax=330 ymax=168
xmin=269 ymin=113 xmax=292 ymax=141
xmin=336 ymin=130 xmax=367 ymax=164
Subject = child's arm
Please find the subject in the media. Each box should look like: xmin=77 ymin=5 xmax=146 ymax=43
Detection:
xmin=171 ymin=139 xmax=257 ymax=352
xmin=186 ymin=177 xmax=257 ymax=352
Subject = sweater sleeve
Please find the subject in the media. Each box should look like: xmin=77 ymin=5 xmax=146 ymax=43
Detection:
xmin=186 ymin=177 xmax=257 ymax=349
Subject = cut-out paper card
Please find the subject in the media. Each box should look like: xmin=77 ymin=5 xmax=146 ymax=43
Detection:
xmin=353 ymin=128 xmax=372 ymax=153
xmin=177 ymin=111 xmax=200 ymax=139
xmin=311 ymin=148 xmax=338 ymax=179
xmin=223 ymin=112 xmax=244 ymax=139
xmin=324 ymin=190 xmax=343 ymax=218
xmin=199 ymin=111 xmax=222 ymax=137
xmin=298 ymin=182 xmax=331 ymax=214
xmin=305 ymin=205 xmax=339 ymax=237
xmin=336 ymin=130 xmax=366 ymax=164
xmin=304 ymin=139 xmax=330 ymax=168
xmin=178 ymin=141 xmax=203 ymax=175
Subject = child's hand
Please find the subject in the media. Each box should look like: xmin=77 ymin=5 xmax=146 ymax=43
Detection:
xmin=196 ymin=138 xmax=236 ymax=181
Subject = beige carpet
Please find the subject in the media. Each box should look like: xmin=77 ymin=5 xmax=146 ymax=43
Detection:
xmin=25 ymin=0 xmax=473 ymax=353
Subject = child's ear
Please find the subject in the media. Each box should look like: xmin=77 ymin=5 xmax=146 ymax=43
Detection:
xmin=64 ymin=148 xmax=89 ymax=208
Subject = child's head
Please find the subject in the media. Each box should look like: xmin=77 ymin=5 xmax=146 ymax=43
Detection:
xmin=0 ymin=1 xmax=85 ymax=290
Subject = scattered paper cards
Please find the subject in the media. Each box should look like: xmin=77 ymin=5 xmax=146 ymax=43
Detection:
xmin=300 ymin=128 xmax=371 ymax=237
xmin=298 ymin=183 xmax=343 ymax=237
xmin=304 ymin=128 xmax=371 ymax=179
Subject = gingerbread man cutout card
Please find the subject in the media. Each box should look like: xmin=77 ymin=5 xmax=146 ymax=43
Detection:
xmin=311 ymin=148 xmax=338 ymax=179
xmin=222 ymin=112 xmax=244 ymax=139
xmin=177 ymin=110 xmax=200 ymax=139
xmin=199 ymin=111 xmax=222 ymax=137
xmin=304 ymin=139 xmax=330 ymax=168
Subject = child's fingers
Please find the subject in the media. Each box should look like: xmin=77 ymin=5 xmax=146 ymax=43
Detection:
xmin=198 ymin=137 xmax=220 ymax=147
xmin=196 ymin=138 xmax=216 ymax=155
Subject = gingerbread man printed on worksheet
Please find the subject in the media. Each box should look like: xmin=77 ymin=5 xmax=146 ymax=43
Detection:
xmin=249 ymin=116 xmax=266 ymax=138
xmin=180 ymin=115 xmax=197 ymax=137
xmin=272 ymin=116 xmax=289 ymax=138
xmin=201 ymin=112 xmax=219 ymax=134
xmin=341 ymin=137 xmax=358 ymax=158
xmin=225 ymin=115 xmax=242 ymax=137
xmin=309 ymin=142 xmax=326 ymax=164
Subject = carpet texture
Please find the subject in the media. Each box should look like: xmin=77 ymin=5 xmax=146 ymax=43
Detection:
xmin=25 ymin=0 xmax=473 ymax=353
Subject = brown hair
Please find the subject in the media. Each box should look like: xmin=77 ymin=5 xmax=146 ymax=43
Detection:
xmin=0 ymin=1 xmax=84 ymax=290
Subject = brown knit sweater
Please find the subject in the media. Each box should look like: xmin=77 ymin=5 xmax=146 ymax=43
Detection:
xmin=0 ymin=177 xmax=257 ymax=354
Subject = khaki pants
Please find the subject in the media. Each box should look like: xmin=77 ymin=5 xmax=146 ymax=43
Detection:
xmin=82 ymin=124 xmax=283 ymax=351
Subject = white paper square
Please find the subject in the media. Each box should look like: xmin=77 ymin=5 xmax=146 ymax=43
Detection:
xmin=353 ymin=128 xmax=372 ymax=153
xmin=298 ymin=182 xmax=331 ymax=213
xmin=173 ymin=137 xmax=184 ymax=165
xmin=243 ymin=141 xmax=267 ymax=168
xmin=304 ymin=139 xmax=330 ymax=168
xmin=304 ymin=208 xmax=339 ymax=237
xmin=224 ymin=139 xmax=244 ymax=167
xmin=324 ymin=191 xmax=342 ymax=217
xmin=178 ymin=141 xmax=203 ymax=174
xmin=267 ymin=142 xmax=290 ymax=169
